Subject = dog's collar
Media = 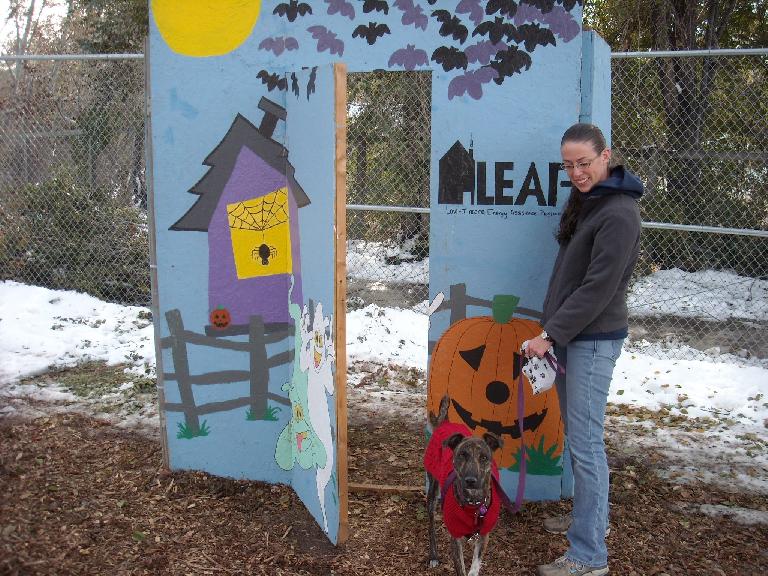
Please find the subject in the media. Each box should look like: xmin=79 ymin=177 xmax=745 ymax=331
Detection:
xmin=467 ymin=490 xmax=492 ymax=535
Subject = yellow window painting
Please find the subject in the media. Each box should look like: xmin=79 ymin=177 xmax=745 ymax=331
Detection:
xmin=228 ymin=188 xmax=292 ymax=279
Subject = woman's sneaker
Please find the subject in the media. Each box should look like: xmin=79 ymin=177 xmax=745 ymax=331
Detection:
xmin=537 ymin=555 xmax=609 ymax=576
xmin=543 ymin=514 xmax=611 ymax=537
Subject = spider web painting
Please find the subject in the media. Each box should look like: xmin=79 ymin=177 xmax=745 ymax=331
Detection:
xmin=227 ymin=188 xmax=293 ymax=279
xmin=228 ymin=188 xmax=289 ymax=232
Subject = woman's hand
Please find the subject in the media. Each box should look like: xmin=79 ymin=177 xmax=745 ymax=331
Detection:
xmin=525 ymin=335 xmax=553 ymax=359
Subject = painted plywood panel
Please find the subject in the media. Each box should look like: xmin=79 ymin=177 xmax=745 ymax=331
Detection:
xmin=149 ymin=57 xmax=345 ymax=541
xmin=149 ymin=0 xmax=608 ymax=541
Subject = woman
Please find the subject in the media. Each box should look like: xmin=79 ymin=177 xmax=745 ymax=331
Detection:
xmin=525 ymin=123 xmax=643 ymax=576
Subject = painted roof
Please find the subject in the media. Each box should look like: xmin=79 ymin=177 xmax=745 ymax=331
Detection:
xmin=170 ymin=98 xmax=310 ymax=232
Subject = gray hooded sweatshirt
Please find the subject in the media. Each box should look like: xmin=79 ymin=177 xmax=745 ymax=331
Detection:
xmin=541 ymin=166 xmax=644 ymax=345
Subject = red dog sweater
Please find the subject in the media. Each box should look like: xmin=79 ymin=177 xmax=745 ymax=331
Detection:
xmin=424 ymin=421 xmax=501 ymax=538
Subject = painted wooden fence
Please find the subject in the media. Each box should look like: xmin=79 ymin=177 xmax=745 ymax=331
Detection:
xmin=160 ymin=308 xmax=293 ymax=435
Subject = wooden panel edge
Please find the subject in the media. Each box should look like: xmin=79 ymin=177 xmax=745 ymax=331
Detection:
xmin=333 ymin=62 xmax=349 ymax=546
xmin=348 ymin=483 xmax=424 ymax=494
xmin=143 ymin=37 xmax=170 ymax=469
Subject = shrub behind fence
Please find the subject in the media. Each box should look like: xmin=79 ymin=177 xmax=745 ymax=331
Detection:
xmin=0 ymin=55 xmax=148 ymax=304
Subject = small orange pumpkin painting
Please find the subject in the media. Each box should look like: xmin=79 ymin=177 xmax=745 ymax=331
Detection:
xmin=427 ymin=295 xmax=564 ymax=471
xmin=210 ymin=307 xmax=232 ymax=330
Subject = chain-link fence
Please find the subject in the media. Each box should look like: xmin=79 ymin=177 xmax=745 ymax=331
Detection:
xmin=1 ymin=52 xmax=766 ymax=359
xmin=612 ymin=49 xmax=768 ymax=359
xmin=0 ymin=54 xmax=149 ymax=305
xmin=346 ymin=71 xmax=431 ymax=309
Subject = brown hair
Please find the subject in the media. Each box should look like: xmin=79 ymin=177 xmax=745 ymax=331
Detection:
xmin=556 ymin=123 xmax=609 ymax=245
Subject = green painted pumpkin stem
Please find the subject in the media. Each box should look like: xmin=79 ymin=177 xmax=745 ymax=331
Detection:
xmin=492 ymin=295 xmax=520 ymax=323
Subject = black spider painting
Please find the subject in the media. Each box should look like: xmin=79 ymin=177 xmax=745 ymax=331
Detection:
xmin=253 ymin=244 xmax=278 ymax=266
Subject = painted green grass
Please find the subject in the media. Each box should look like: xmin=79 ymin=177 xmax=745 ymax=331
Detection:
xmin=176 ymin=420 xmax=210 ymax=439
xmin=507 ymin=436 xmax=563 ymax=476
xmin=246 ymin=405 xmax=281 ymax=421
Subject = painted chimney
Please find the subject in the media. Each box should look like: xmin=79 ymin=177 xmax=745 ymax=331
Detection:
xmin=258 ymin=96 xmax=286 ymax=139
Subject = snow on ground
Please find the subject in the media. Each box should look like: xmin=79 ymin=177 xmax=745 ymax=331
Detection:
xmin=610 ymin=351 xmax=768 ymax=493
xmin=346 ymin=303 xmax=427 ymax=369
xmin=1 ymin=275 xmax=768 ymax=504
xmin=0 ymin=281 xmax=155 ymax=383
xmin=628 ymin=268 xmax=768 ymax=321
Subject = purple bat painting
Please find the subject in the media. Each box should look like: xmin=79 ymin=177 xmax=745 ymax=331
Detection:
xmin=257 ymin=36 xmax=300 ymax=56
xmin=325 ymin=0 xmax=356 ymax=20
xmin=448 ymin=67 xmax=499 ymax=100
xmin=465 ymin=40 xmax=508 ymax=65
xmin=388 ymin=44 xmax=429 ymax=70
xmin=307 ymin=25 xmax=345 ymax=55
xmin=514 ymin=4 xmax=580 ymax=42
xmin=394 ymin=0 xmax=428 ymax=31
xmin=455 ymin=0 xmax=484 ymax=26
xmin=513 ymin=4 xmax=541 ymax=27
xmin=542 ymin=6 xmax=580 ymax=42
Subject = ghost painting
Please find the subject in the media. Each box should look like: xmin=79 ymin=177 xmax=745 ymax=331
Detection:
xmin=274 ymin=276 xmax=336 ymax=532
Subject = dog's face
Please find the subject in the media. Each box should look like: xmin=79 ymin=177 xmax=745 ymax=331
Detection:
xmin=445 ymin=433 xmax=502 ymax=505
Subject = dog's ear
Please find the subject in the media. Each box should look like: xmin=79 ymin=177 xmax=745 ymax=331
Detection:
xmin=443 ymin=433 xmax=465 ymax=451
xmin=482 ymin=432 xmax=503 ymax=453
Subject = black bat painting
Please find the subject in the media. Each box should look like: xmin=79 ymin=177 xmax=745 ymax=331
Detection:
xmin=257 ymin=70 xmax=288 ymax=92
xmin=489 ymin=46 xmax=532 ymax=84
xmin=431 ymin=10 xmax=469 ymax=44
xmin=509 ymin=22 xmax=556 ymax=52
xmin=352 ymin=22 xmax=391 ymax=44
xmin=307 ymin=66 xmax=317 ymax=99
xmin=485 ymin=0 xmax=517 ymax=18
xmin=362 ymin=0 xmax=389 ymax=15
xmin=273 ymin=0 xmax=312 ymax=22
xmin=473 ymin=16 xmax=515 ymax=44
xmin=431 ymin=45 xmax=468 ymax=71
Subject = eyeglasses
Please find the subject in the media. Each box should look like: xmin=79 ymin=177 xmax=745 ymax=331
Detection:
xmin=560 ymin=155 xmax=600 ymax=172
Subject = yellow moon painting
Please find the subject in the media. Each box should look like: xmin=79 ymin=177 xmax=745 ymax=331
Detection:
xmin=152 ymin=0 xmax=262 ymax=57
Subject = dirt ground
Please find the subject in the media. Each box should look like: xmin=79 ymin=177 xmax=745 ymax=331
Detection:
xmin=1 ymin=399 xmax=767 ymax=576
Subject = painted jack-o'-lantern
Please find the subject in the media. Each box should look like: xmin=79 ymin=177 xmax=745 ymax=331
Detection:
xmin=209 ymin=306 xmax=232 ymax=329
xmin=428 ymin=295 xmax=564 ymax=469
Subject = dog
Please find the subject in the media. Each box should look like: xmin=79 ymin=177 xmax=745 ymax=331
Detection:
xmin=424 ymin=395 xmax=503 ymax=576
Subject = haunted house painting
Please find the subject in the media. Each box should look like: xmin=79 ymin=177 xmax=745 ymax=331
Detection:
xmin=170 ymin=97 xmax=310 ymax=328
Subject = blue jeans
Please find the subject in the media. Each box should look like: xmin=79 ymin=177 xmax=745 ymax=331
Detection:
xmin=554 ymin=338 xmax=623 ymax=568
